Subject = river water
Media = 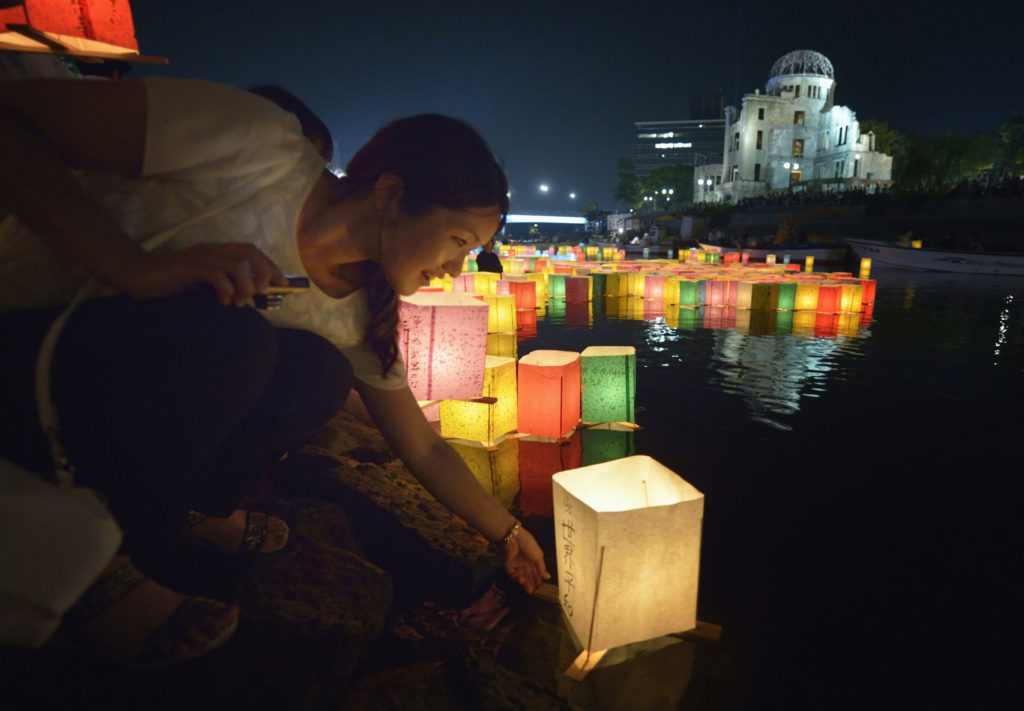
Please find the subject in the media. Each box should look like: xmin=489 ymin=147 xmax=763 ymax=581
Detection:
xmin=511 ymin=266 xmax=1024 ymax=709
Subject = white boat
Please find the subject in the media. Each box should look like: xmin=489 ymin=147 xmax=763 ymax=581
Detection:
xmin=845 ymin=239 xmax=1024 ymax=276
xmin=697 ymin=241 xmax=848 ymax=264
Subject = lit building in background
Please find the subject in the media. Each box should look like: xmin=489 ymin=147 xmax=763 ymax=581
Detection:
xmin=633 ymin=118 xmax=726 ymax=177
xmin=695 ymin=49 xmax=893 ymax=204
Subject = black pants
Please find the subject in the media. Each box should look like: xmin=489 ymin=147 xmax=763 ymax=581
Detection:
xmin=1 ymin=292 xmax=352 ymax=558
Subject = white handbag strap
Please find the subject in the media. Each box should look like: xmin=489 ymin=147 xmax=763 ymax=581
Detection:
xmin=34 ymin=285 xmax=93 ymax=488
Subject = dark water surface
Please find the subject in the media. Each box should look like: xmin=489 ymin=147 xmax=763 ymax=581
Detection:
xmin=512 ymin=267 xmax=1024 ymax=709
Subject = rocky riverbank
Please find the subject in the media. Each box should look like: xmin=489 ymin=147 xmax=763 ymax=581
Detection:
xmin=1 ymin=410 xmax=733 ymax=710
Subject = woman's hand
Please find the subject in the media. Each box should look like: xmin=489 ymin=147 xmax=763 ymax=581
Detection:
xmin=120 ymin=243 xmax=286 ymax=305
xmin=502 ymin=526 xmax=551 ymax=594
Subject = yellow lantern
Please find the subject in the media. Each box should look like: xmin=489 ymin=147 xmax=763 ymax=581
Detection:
xmin=440 ymin=355 xmax=517 ymax=446
xmin=553 ymin=455 xmax=704 ymax=660
xmin=804 ymin=255 xmax=815 ymax=273
xmin=481 ymin=294 xmax=517 ymax=333
xmin=735 ymin=281 xmax=778 ymax=310
xmin=793 ymin=282 xmax=820 ymax=311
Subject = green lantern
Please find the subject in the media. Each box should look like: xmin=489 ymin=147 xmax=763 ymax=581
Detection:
xmin=580 ymin=346 xmax=636 ymax=424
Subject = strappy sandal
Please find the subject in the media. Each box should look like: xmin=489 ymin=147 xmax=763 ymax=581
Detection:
xmin=62 ymin=562 xmax=239 ymax=668
xmin=184 ymin=509 xmax=289 ymax=554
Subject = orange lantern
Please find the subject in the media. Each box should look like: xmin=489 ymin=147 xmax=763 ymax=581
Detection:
xmin=517 ymin=350 xmax=581 ymax=439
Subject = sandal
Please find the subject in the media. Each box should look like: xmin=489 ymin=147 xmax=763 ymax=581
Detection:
xmin=184 ymin=509 xmax=289 ymax=554
xmin=62 ymin=561 xmax=239 ymax=668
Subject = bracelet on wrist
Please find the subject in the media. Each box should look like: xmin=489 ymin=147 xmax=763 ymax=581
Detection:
xmin=499 ymin=519 xmax=521 ymax=547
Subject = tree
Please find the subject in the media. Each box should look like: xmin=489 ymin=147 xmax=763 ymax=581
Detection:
xmin=896 ymin=132 xmax=998 ymax=195
xmin=578 ymin=199 xmax=606 ymax=222
xmin=613 ymin=158 xmax=639 ymax=208
xmin=637 ymin=165 xmax=693 ymax=209
xmin=860 ymin=119 xmax=910 ymax=182
xmin=997 ymin=115 xmax=1024 ymax=172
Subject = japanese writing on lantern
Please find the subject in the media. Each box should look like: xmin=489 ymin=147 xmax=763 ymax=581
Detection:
xmin=561 ymin=493 xmax=576 ymax=618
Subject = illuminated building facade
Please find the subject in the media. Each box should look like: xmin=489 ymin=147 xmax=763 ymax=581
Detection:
xmin=633 ymin=118 xmax=726 ymax=177
xmin=695 ymin=49 xmax=893 ymax=203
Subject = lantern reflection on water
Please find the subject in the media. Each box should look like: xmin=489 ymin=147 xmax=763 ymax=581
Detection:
xmin=519 ymin=432 xmax=582 ymax=517
xmin=552 ymin=455 xmax=704 ymax=655
xmin=580 ymin=423 xmax=636 ymax=465
xmin=517 ymin=350 xmax=581 ymax=439
xmin=486 ymin=332 xmax=517 ymax=359
xmin=447 ymin=438 xmax=520 ymax=508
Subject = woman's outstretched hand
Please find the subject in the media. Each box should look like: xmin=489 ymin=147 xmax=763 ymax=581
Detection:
xmin=502 ymin=527 xmax=551 ymax=594
xmin=120 ymin=243 xmax=286 ymax=305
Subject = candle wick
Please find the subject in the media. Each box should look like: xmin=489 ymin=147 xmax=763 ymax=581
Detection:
xmin=642 ymin=480 xmax=649 ymax=507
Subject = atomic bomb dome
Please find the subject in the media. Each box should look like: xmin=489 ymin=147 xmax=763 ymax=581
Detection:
xmin=769 ymin=50 xmax=834 ymax=81
xmin=693 ymin=49 xmax=893 ymax=203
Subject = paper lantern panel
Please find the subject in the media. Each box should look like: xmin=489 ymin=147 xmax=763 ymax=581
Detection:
xmin=439 ymin=355 xmax=517 ymax=445
xmin=580 ymin=346 xmax=636 ymax=424
xmin=553 ymin=455 xmax=704 ymax=652
xmin=397 ymin=292 xmax=488 ymax=401
xmin=517 ymin=350 xmax=581 ymax=439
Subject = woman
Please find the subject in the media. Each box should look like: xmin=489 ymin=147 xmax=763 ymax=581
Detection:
xmin=0 ymin=77 xmax=549 ymax=666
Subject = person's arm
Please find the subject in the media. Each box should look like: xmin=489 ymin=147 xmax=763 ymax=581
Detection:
xmin=356 ymin=380 xmax=550 ymax=592
xmin=0 ymin=79 xmax=283 ymax=304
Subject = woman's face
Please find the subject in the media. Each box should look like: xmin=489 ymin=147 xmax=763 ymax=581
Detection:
xmin=382 ymin=204 xmax=502 ymax=295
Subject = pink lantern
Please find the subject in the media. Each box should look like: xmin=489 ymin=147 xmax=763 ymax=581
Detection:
xmin=396 ymin=292 xmax=488 ymax=402
xmin=517 ymin=350 xmax=581 ymax=439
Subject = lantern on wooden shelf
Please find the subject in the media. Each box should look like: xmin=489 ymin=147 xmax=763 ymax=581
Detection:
xmin=0 ymin=0 xmax=160 ymax=62
xmin=440 ymin=355 xmax=517 ymax=446
xmin=448 ymin=438 xmax=520 ymax=508
xmin=517 ymin=350 xmax=581 ymax=439
xmin=397 ymin=291 xmax=488 ymax=402
xmin=580 ymin=346 xmax=635 ymax=424
xmin=552 ymin=455 xmax=704 ymax=656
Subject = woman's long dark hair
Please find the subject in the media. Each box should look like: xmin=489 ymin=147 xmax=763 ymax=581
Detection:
xmin=339 ymin=114 xmax=509 ymax=377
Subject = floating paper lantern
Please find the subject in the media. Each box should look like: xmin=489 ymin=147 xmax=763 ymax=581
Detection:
xmin=735 ymin=281 xmax=778 ymax=311
xmin=838 ymin=283 xmax=863 ymax=313
xmin=794 ymin=282 xmax=820 ymax=311
xmin=804 ymin=255 xmax=815 ymax=273
xmin=481 ymin=294 xmax=517 ymax=332
xmin=566 ymin=276 xmax=591 ymax=303
xmin=497 ymin=278 xmax=537 ymax=310
xmin=580 ymin=346 xmax=636 ymax=424
xmin=605 ymin=273 xmax=628 ymax=298
xmin=552 ymin=455 xmax=704 ymax=655
xmin=517 ymin=350 xmax=581 ymax=439
xmin=548 ymin=274 xmax=567 ymax=298
xmin=627 ymin=273 xmax=647 ymax=297
xmin=448 ymin=438 xmax=520 ymax=508
xmin=440 ymin=355 xmax=517 ymax=446
xmin=766 ymin=254 xmax=777 ymax=265
xmin=0 ymin=0 xmax=151 ymax=60
xmin=450 ymin=274 xmax=478 ymax=293
xmin=397 ymin=292 xmax=488 ymax=402
xmin=817 ymin=284 xmax=841 ymax=314
xmin=776 ymin=282 xmax=797 ymax=310
xmin=643 ymin=275 xmax=666 ymax=300
xmin=859 ymin=279 xmax=877 ymax=304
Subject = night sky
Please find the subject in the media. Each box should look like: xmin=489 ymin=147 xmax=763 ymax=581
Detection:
xmin=127 ymin=0 xmax=1024 ymax=213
